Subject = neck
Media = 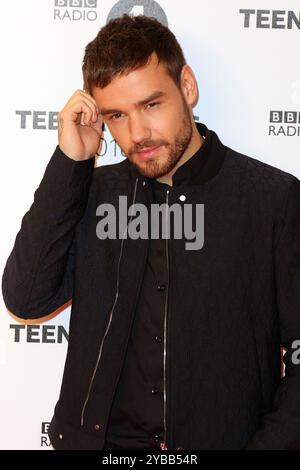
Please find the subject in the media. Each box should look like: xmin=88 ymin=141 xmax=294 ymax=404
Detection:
xmin=156 ymin=123 xmax=203 ymax=186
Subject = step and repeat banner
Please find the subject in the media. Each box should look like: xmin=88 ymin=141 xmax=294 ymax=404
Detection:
xmin=0 ymin=0 xmax=299 ymax=449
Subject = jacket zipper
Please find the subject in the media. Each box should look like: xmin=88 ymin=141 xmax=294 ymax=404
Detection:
xmin=161 ymin=189 xmax=170 ymax=449
xmin=80 ymin=178 xmax=139 ymax=427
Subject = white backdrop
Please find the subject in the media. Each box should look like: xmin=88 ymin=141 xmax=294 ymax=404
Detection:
xmin=0 ymin=0 xmax=299 ymax=449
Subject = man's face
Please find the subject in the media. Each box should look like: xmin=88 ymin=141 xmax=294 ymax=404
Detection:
xmin=92 ymin=53 xmax=193 ymax=179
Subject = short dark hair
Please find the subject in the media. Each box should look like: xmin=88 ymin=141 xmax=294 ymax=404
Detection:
xmin=82 ymin=14 xmax=186 ymax=93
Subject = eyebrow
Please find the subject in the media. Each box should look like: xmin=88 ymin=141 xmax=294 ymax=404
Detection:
xmin=100 ymin=90 xmax=166 ymax=116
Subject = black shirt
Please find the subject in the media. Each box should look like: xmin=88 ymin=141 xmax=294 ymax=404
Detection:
xmin=104 ymin=122 xmax=222 ymax=450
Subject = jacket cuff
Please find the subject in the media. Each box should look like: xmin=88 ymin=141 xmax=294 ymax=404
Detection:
xmin=47 ymin=145 xmax=95 ymax=188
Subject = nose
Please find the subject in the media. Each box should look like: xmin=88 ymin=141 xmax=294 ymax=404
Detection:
xmin=128 ymin=114 xmax=151 ymax=146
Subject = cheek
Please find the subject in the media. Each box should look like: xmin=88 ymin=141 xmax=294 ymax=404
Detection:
xmin=153 ymin=120 xmax=177 ymax=142
xmin=153 ymin=106 xmax=181 ymax=135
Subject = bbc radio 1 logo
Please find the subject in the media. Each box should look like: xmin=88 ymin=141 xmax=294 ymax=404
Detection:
xmin=269 ymin=111 xmax=300 ymax=137
xmin=41 ymin=422 xmax=51 ymax=447
xmin=54 ymin=0 xmax=98 ymax=22
xmin=106 ymin=0 xmax=168 ymax=26
xmin=53 ymin=0 xmax=168 ymax=23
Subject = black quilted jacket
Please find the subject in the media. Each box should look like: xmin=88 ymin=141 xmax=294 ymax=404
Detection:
xmin=2 ymin=123 xmax=300 ymax=450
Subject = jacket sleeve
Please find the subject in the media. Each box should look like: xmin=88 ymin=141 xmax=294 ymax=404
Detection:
xmin=2 ymin=146 xmax=95 ymax=320
xmin=245 ymin=177 xmax=300 ymax=450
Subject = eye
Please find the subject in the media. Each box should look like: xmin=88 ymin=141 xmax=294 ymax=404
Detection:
xmin=109 ymin=112 xmax=123 ymax=121
xmin=146 ymin=102 xmax=159 ymax=108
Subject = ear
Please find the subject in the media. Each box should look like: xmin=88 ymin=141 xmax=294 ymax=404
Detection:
xmin=180 ymin=65 xmax=199 ymax=107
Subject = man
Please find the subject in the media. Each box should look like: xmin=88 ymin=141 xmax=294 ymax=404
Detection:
xmin=2 ymin=14 xmax=300 ymax=450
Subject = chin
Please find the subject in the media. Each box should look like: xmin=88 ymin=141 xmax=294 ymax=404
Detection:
xmin=139 ymin=164 xmax=172 ymax=180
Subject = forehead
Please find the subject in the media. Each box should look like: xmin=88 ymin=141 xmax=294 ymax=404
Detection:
xmin=92 ymin=53 xmax=177 ymax=106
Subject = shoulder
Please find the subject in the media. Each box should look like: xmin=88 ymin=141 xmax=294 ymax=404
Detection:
xmin=224 ymin=147 xmax=299 ymax=198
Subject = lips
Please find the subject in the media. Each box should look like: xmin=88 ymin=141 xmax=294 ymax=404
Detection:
xmin=136 ymin=145 xmax=162 ymax=160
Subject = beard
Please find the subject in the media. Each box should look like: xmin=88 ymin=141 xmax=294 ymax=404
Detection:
xmin=126 ymin=98 xmax=193 ymax=179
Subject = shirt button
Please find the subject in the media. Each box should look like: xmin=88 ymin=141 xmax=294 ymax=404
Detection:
xmin=157 ymin=284 xmax=166 ymax=291
xmin=94 ymin=424 xmax=101 ymax=431
xmin=142 ymin=180 xmax=146 ymax=186
xmin=155 ymin=335 xmax=162 ymax=343
xmin=151 ymin=387 xmax=159 ymax=394
xmin=153 ymin=434 xmax=160 ymax=443
xmin=59 ymin=434 xmax=63 ymax=440
xmin=179 ymin=194 xmax=186 ymax=201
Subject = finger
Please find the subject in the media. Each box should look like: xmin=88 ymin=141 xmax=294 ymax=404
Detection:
xmin=66 ymin=90 xmax=99 ymax=122
xmin=74 ymin=98 xmax=96 ymax=125
xmin=77 ymin=97 xmax=99 ymax=124
xmin=79 ymin=90 xmax=99 ymax=113
xmin=67 ymin=99 xmax=95 ymax=125
xmin=90 ymin=113 xmax=104 ymax=136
